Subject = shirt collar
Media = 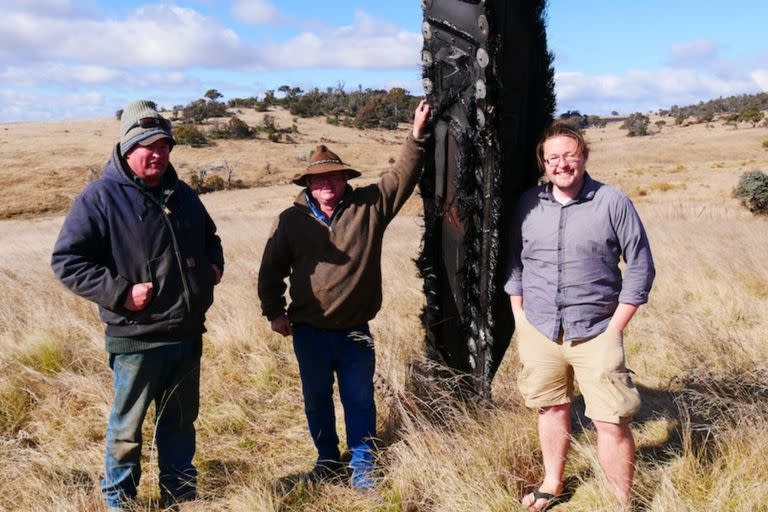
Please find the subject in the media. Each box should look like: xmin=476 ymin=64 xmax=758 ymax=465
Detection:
xmin=539 ymin=172 xmax=598 ymax=203
xmin=304 ymin=189 xmax=346 ymax=226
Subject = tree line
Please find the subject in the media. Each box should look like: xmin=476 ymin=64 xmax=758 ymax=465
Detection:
xmin=192 ymin=85 xmax=420 ymax=131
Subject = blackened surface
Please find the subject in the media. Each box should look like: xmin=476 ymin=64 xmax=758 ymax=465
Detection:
xmin=418 ymin=0 xmax=555 ymax=397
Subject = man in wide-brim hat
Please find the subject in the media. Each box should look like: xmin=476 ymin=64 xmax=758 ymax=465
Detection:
xmin=258 ymin=100 xmax=431 ymax=490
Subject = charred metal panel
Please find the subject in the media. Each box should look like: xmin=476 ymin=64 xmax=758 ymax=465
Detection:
xmin=418 ymin=0 xmax=555 ymax=397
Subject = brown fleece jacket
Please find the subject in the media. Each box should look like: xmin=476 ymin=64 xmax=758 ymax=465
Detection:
xmin=257 ymin=134 xmax=425 ymax=329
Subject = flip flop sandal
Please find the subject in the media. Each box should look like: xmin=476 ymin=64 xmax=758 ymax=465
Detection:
xmin=527 ymin=489 xmax=563 ymax=511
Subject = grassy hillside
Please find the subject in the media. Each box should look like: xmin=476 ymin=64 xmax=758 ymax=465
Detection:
xmin=1 ymin=112 xmax=767 ymax=511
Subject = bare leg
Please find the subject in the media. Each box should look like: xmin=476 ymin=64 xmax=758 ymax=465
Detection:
xmin=522 ymin=403 xmax=571 ymax=511
xmin=593 ymin=420 xmax=635 ymax=509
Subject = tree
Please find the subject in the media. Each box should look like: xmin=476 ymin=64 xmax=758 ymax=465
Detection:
xmin=621 ymin=112 xmax=650 ymax=136
xmin=559 ymin=110 xmax=587 ymax=130
xmin=587 ymin=115 xmax=607 ymax=128
xmin=204 ymin=89 xmax=223 ymax=102
xmin=182 ymin=99 xmax=227 ymax=123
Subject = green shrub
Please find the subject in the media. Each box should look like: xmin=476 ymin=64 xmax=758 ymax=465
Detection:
xmin=733 ymin=170 xmax=768 ymax=215
xmin=174 ymin=124 xmax=208 ymax=146
xmin=209 ymin=117 xmax=254 ymax=139
xmin=696 ymin=110 xmax=714 ymax=124
xmin=204 ymin=175 xmax=226 ymax=191
xmin=621 ymin=112 xmax=650 ymax=136
xmin=226 ymin=117 xmax=253 ymax=138
xmin=761 ymin=139 xmax=768 ymax=149
xmin=587 ymin=115 xmax=607 ymax=128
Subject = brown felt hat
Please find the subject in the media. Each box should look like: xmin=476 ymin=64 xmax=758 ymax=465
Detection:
xmin=292 ymin=145 xmax=361 ymax=186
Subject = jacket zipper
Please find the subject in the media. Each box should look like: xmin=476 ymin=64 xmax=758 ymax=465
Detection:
xmin=300 ymin=204 xmax=336 ymax=232
xmin=146 ymin=190 xmax=193 ymax=312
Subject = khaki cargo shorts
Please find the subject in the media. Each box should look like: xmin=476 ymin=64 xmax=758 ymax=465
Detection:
xmin=515 ymin=313 xmax=641 ymax=424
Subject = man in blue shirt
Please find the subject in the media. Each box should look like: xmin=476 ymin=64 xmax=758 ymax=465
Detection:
xmin=505 ymin=122 xmax=654 ymax=511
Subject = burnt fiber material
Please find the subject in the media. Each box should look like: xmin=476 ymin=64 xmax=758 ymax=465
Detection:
xmin=418 ymin=0 xmax=555 ymax=397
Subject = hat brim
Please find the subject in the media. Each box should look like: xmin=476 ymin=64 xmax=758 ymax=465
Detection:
xmin=121 ymin=127 xmax=175 ymax=156
xmin=292 ymin=166 xmax=361 ymax=186
xmin=137 ymin=133 xmax=173 ymax=147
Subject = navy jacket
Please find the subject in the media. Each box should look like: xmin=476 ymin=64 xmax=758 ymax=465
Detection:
xmin=52 ymin=145 xmax=224 ymax=349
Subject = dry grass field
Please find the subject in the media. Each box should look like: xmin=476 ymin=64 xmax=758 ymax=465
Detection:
xmin=1 ymin=109 xmax=768 ymax=511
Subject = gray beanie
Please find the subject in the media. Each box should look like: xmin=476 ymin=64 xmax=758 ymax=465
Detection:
xmin=119 ymin=100 xmax=175 ymax=156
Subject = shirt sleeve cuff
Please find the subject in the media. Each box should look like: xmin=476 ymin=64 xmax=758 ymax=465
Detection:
xmin=618 ymin=290 xmax=649 ymax=305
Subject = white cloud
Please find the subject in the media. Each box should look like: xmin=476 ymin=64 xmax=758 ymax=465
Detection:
xmin=232 ymin=0 xmax=279 ymax=25
xmin=258 ymin=10 xmax=421 ymax=70
xmin=0 ymin=89 xmax=105 ymax=121
xmin=0 ymin=63 xmax=198 ymax=90
xmin=751 ymin=69 xmax=768 ymax=90
xmin=1 ymin=5 xmax=419 ymax=80
xmin=667 ymin=39 xmax=719 ymax=68
xmin=0 ymin=4 xmax=255 ymax=68
xmin=555 ymin=68 xmax=763 ymax=115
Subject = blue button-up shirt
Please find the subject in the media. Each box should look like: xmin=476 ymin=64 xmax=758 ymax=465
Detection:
xmin=304 ymin=189 xmax=345 ymax=226
xmin=505 ymin=173 xmax=655 ymax=342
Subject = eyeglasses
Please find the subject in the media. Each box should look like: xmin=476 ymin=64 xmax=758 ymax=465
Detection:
xmin=544 ymin=154 xmax=582 ymax=167
xmin=127 ymin=117 xmax=170 ymax=131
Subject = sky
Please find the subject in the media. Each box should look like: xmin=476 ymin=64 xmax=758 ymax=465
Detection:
xmin=2 ymin=0 xmax=767 ymax=122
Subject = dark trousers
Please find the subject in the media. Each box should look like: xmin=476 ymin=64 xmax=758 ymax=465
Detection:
xmin=292 ymin=324 xmax=376 ymax=471
xmin=102 ymin=341 xmax=201 ymax=508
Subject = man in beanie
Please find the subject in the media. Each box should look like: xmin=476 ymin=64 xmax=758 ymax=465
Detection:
xmin=52 ymin=100 xmax=224 ymax=510
xmin=258 ymin=100 xmax=431 ymax=490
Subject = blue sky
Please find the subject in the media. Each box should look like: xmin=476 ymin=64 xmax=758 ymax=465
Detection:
xmin=2 ymin=0 xmax=767 ymax=122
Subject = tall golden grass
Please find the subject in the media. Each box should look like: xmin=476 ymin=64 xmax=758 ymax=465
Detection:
xmin=1 ymin=116 xmax=767 ymax=511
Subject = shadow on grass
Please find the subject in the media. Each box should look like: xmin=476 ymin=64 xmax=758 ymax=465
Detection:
xmin=379 ymin=362 xmax=763 ymax=511
xmin=569 ymin=383 xmax=684 ymax=463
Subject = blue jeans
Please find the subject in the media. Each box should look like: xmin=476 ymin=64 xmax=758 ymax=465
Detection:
xmin=102 ymin=340 xmax=201 ymax=508
xmin=292 ymin=324 xmax=376 ymax=472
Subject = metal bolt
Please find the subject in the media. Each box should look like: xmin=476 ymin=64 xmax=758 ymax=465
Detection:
xmin=423 ymin=78 xmax=434 ymax=95
xmin=475 ymin=79 xmax=486 ymax=99
xmin=476 ymin=47 xmax=489 ymax=68
xmin=478 ymin=15 xmax=489 ymax=36
xmin=422 ymin=21 xmax=432 ymax=40
xmin=476 ymin=108 xmax=486 ymax=127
